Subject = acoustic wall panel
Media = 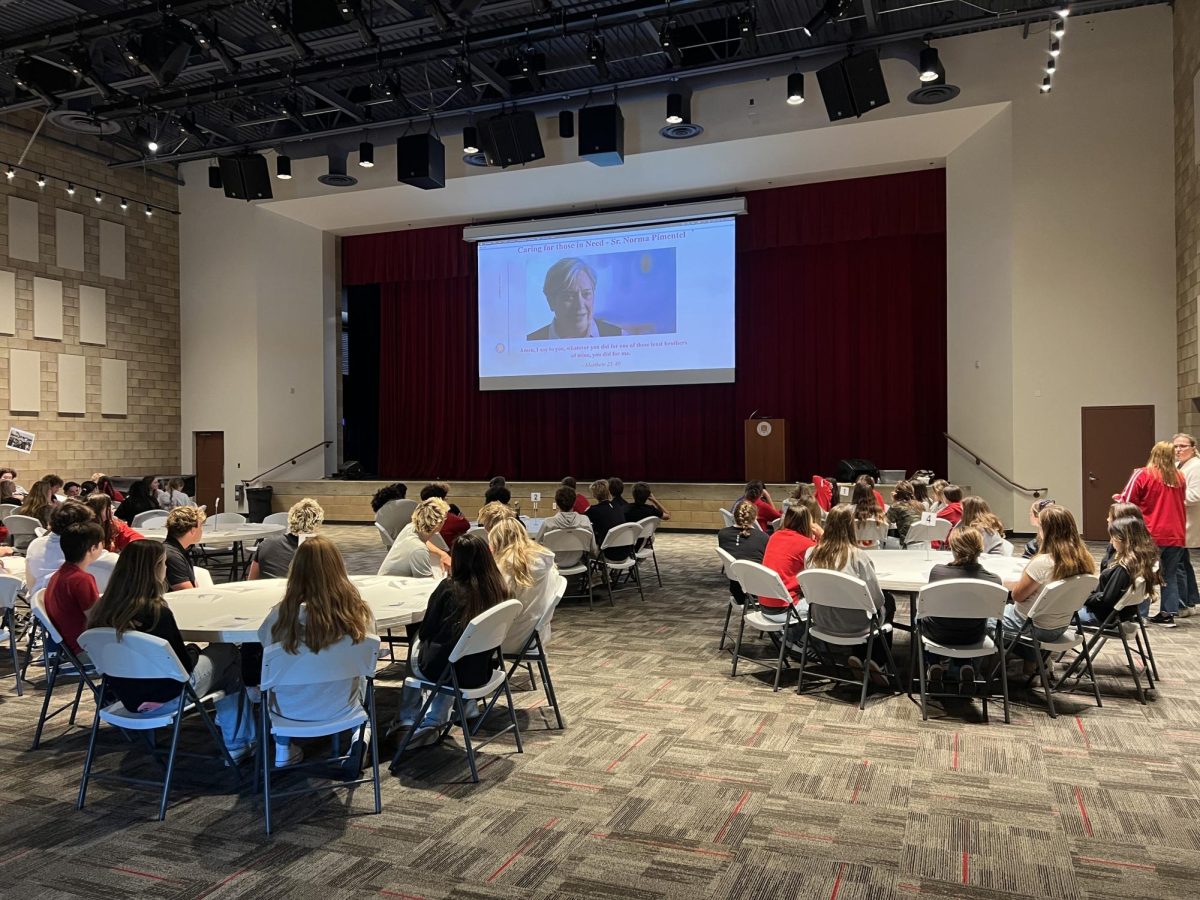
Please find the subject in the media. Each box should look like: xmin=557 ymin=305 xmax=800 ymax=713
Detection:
xmin=9 ymin=349 xmax=41 ymax=412
xmin=32 ymin=277 xmax=63 ymax=340
xmin=57 ymin=354 xmax=86 ymax=414
xmin=55 ymin=208 xmax=84 ymax=271
xmin=100 ymin=357 xmax=127 ymax=415
xmin=98 ymin=220 xmax=125 ymax=279
xmin=7 ymin=196 xmax=39 ymax=262
xmin=0 ymin=270 xmax=13 ymax=335
xmin=79 ymin=285 xmax=106 ymax=345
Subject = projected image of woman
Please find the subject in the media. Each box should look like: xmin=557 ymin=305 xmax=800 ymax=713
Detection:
xmin=527 ymin=258 xmax=625 ymax=340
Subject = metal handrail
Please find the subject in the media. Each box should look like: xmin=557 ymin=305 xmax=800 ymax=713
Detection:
xmin=243 ymin=441 xmax=332 ymax=486
xmin=944 ymin=433 xmax=1046 ymax=498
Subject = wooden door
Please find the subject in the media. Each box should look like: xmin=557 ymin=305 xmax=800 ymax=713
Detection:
xmin=1081 ymin=406 xmax=1155 ymax=541
xmin=194 ymin=431 xmax=224 ymax=514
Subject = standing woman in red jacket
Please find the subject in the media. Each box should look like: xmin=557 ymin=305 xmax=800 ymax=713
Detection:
xmin=1118 ymin=440 xmax=1187 ymax=627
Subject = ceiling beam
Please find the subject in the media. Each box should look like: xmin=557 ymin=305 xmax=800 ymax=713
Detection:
xmin=467 ymin=58 xmax=512 ymax=97
xmin=860 ymin=0 xmax=880 ymax=34
xmin=301 ymin=84 xmax=367 ymax=121
xmin=1 ymin=0 xmax=228 ymax=54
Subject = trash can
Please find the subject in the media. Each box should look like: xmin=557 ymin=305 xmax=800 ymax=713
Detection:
xmin=246 ymin=486 xmax=273 ymax=523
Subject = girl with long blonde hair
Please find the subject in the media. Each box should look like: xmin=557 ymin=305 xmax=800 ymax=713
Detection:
xmin=1116 ymin=440 xmax=1187 ymax=625
xmin=958 ymin=496 xmax=1007 ymax=554
xmin=489 ymin=518 xmax=558 ymax=654
xmin=17 ymin=479 xmax=55 ymax=527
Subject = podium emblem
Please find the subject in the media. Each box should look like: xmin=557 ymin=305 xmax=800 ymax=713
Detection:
xmin=755 ymin=421 xmax=773 ymax=437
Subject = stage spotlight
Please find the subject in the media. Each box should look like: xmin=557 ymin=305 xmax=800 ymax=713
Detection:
xmin=14 ymin=57 xmax=67 ymax=107
xmin=463 ymin=125 xmax=480 ymax=154
xmin=276 ymin=154 xmax=292 ymax=179
xmin=358 ymin=141 xmax=375 ymax=167
xmin=452 ymin=58 xmax=469 ymax=86
xmin=209 ymin=163 xmax=224 ymax=188
xmin=148 ymin=138 xmax=159 ymax=153
xmin=665 ymin=92 xmax=685 ymax=124
xmin=658 ymin=20 xmax=674 ymax=48
xmin=919 ymin=47 xmax=942 ymax=83
xmin=266 ymin=8 xmax=311 ymax=58
xmin=1041 ymin=75 xmax=1052 ymax=93
xmin=787 ymin=72 xmax=805 ymax=105
xmin=127 ymin=20 xmax=197 ymax=87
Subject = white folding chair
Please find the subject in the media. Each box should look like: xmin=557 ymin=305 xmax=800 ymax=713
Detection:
xmin=911 ymin=579 xmax=1011 ymax=723
xmin=0 ymin=503 xmax=18 ymax=522
xmin=996 ymin=539 xmax=1015 ymax=557
xmin=634 ymin=516 xmax=662 ymax=587
xmin=263 ymin=512 xmax=290 ymax=526
xmin=795 ymin=569 xmax=900 ymax=709
xmin=194 ymin=566 xmax=214 ymax=588
xmin=716 ymin=547 xmax=742 ymax=652
xmin=1 ymin=575 xmax=24 ymax=696
xmin=5 ymin=514 xmax=42 ymax=552
xmin=76 ymin=628 xmax=241 ymax=820
xmin=256 ymin=635 xmax=382 ymax=835
xmin=428 ymin=533 xmax=449 ymax=553
xmin=904 ymin=519 xmax=952 ymax=553
xmin=728 ymin=560 xmax=805 ymax=691
xmin=208 ymin=512 xmax=246 ymax=526
xmin=390 ymin=600 xmax=524 ymax=782
xmin=376 ymin=499 xmax=417 ymax=540
xmin=375 ymin=522 xmax=395 ymax=550
xmin=719 ymin=508 xmax=735 ymax=527
xmin=132 ymin=510 xmax=168 ymax=528
xmin=30 ymin=589 xmax=102 ymax=749
xmin=854 ymin=521 xmax=888 ymax=547
xmin=90 ymin=555 xmax=117 ymax=594
xmin=541 ymin=528 xmax=596 ymax=608
xmin=1002 ymin=574 xmax=1101 ymax=718
xmin=199 ymin=514 xmax=245 ymax=577
xmin=592 ymin=523 xmax=645 ymax=605
xmin=503 ymin=576 xmax=568 ymax=730
xmin=1055 ymin=576 xmax=1155 ymax=704
xmin=466 ymin=525 xmax=488 ymax=539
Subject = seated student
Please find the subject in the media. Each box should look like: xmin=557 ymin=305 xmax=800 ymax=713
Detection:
xmin=0 ymin=467 xmax=27 ymax=500
xmin=164 ymin=478 xmax=191 ymax=509
xmin=378 ymin=498 xmax=449 ymax=577
xmin=922 ymin=526 xmax=1004 ymax=693
xmin=85 ymin=492 xmax=144 ymax=552
xmin=783 ymin=484 xmax=826 ymax=540
xmin=249 ymin=498 xmax=323 ymax=579
xmin=855 ymin=475 xmax=885 ymax=512
xmin=743 ymin=481 xmax=783 ymax=533
xmin=63 ymin=481 xmax=82 ymax=499
xmin=1078 ymin=516 xmax=1162 ymax=627
xmin=370 ymin=482 xmax=408 ymax=513
xmin=79 ymin=480 xmax=97 ymax=497
xmin=1001 ymin=505 xmax=1096 ymax=675
xmin=912 ymin=479 xmax=930 ymax=509
xmin=94 ymin=475 xmax=124 ymax=503
xmin=25 ymin=500 xmax=98 ymax=594
xmin=420 ymin=482 xmax=470 ymax=548
xmin=926 ymin=479 xmax=948 ymax=512
xmin=484 ymin=485 xmax=512 ymax=507
xmin=1097 ymin=502 xmax=1143 ymax=570
xmin=17 ymin=479 xmax=57 ymax=527
xmin=478 ymin=500 xmax=517 ymax=532
xmin=956 ymin=496 xmax=1008 ymax=554
xmin=762 ymin=505 xmax=819 ymax=614
xmin=886 ymin=481 xmax=923 ymax=548
xmin=803 ymin=505 xmax=893 ymax=684
xmin=87 ymin=541 xmax=255 ymax=760
xmin=717 ymin=500 xmax=770 ymax=605
xmin=44 ymin=521 xmax=107 ymax=659
xmin=851 ymin=481 xmax=887 ymax=548
xmin=561 ymin=477 xmax=590 ymax=514
xmin=258 ymin=535 xmax=376 ymax=769
xmin=1021 ymin=498 xmax=1057 ymax=559
xmin=398 ymin=533 xmax=510 ymax=747
xmin=151 ymin=478 xmax=171 ymax=509
xmin=540 ymin=487 xmax=595 ymax=540
xmin=623 ymin=482 xmax=672 ymax=522
xmin=585 ymin=479 xmax=628 ymax=558
xmin=164 ymin=505 xmax=207 ymax=591
xmin=608 ymin=477 xmax=629 ymax=513
xmin=936 ymin=485 xmax=964 ymax=527
xmin=116 ymin=476 xmax=160 ymax=523
xmin=42 ymin=474 xmax=65 ymax=501
xmin=489 ymin=518 xmax=559 ymax=654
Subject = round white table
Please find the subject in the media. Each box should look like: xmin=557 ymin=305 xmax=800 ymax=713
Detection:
xmin=168 ymin=574 xmax=438 ymax=643
xmin=137 ymin=523 xmax=286 ymax=546
xmin=866 ymin=549 xmax=1027 ymax=592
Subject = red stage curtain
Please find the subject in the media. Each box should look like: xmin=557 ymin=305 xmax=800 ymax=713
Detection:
xmin=346 ymin=169 xmax=947 ymax=483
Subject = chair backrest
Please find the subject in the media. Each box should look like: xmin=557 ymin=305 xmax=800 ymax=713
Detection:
xmin=1025 ymin=574 xmax=1101 ymax=630
xmin=207 ymin=512 xmax=246 ymax=526
xmin=1112 ymin=573 xmax=1149 ymax=612
xmin=30 ymin=589 xmax=64 ymax=643
xmin=600 ymin=522 xmax=641 ymax=552
xmin=635 ymin=516 xmax=661 ymax=541
xmin=729 ymin=559 xmax=793 ymax=606
xmin=719 ymin=508 xmax=735 ymax=527
xmin=78 ymin=628 xmax=190 ymax=681
xmin=466 ymin=525 xmax=487 ymax=539
xmin=0 ymin=503 xmax=18 ymax=521
xmin=541 ymin=527 xmax=592 ymax=567
xmin=996 ymin=539 xmax=1015 ymax=557
xmin=904 ymin=519 xmax=952 ymax=545
xmin=261 ymin=634 xmax=381 ymax=689
xmin=375 ymin=522 xmax=394 ymax=548
xmin=0 ymin=574 xmax=22 ymax=611
xmin=263 ymin=512 xmax=290 ymax=526
xmin=716 ymin=547 xmax=737 ymax=575
xmin=429 ymin=533 xmax=449 ymax=552
xmin=132 ymin=510 xmax=168 ymax=528
xmin=796 ymin=569 xmax=876 ymax=616
xmin=194 ymin=566 xmax=214 ymax=588
xmin=512 ymin=576 xmax=568 ymax=649
xmin=854 ymin=521 xmax=888 ymax=545
xmin=376 ymin=498 xmax=417 ymax=537
xmin=448 ymin=598 xmax=523 ymax=663
xmin=90 ymin=555 xmax=117 ymax=594
xmin=915 ymin=578 xmax=1010 ymax=621
xmin=5 ymin=514 xmax=41 ymax=551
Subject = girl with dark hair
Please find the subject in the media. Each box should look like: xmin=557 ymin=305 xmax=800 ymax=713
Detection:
xmin=116 ymin=476 xmax=160 ymax=523
xmin=886 ymin=481 xmax=923 ymax=547
xmin=1077 ymin=516 xmax=1163 ymax=627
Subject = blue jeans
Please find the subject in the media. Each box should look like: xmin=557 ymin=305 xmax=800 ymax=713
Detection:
xmin=1076 ymin=607 xmax=1102 ymax=627
xmin=1157 ymin=546 xmax=1188 ymax=615
xmin=1180 ymin=549 xmax=1199 ymax=609
xmin=996 ymin=606 xmax=1068 ymax=662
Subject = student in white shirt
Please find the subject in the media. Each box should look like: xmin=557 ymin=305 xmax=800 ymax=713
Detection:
xmin=377 ymin=498 xmax=450 ymax=577
xmin=489 ymin=518 xmax=559 ymax=654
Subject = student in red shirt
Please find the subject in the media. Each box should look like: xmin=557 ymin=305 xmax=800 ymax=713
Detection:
xmin=562 ymin=477 xmax=591 ymax=515
xmin=420 ymin=482 xmax=470 ymax=548
xmin=743 ymin=481 xmax=783 ymax=533
xmin=762 ymin=505 xmax=819 ymax=608
xmin=1118 ymin=440 xmax=1187 ymax=626
xmin=44 ymin=520 xmax=107 ymax=657
xmin=84 ymin=492 xmax=144 ymax=552
xmin=931 ymin=484 xmax=965 ymax=549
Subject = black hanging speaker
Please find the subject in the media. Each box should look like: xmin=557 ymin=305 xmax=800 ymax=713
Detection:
xmin=397 ymin=133 xmax=446 ymax=189
xmin=218 ymin=155 xmax=273 ymax=200
xmin=478 ymin=110 xmax=545 ymax=168
xmin=578 ymin=104 xmax=624 ymax=166
xmin=816 ymin=50 xmax=889 ymax=122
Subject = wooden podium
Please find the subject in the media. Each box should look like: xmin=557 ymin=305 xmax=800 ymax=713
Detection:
xmin=745 ymin=418 xmax=787 ymax=483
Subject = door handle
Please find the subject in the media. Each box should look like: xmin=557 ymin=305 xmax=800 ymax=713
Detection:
xmin=1088 ymin=473 xmax=1097 ymax=483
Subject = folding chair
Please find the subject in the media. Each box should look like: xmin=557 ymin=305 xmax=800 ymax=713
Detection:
xmin=375 ymin=522 xmax=395 ymax=550
xmin=592 ymin=523 xmax=645 ymax=605
xmin=466 ymin=525 xmax=488 ymax=539
xmin=5 ymin=514 xmax=41 ymax=552
xmin=131 ymin=510 xmax=168 ymax=528
xmin=542 ymin=528 xmax=596 ymax=608
xmin=198 ymin=514 xmax=245 ymax=579
xmin=727 ymin=560 xmax=805 ymax=691
xmin=76 ymin=628 xmax=241 ymax=821
xmin=719 ymin=508 xmax=735 ymax=528
xmin=429 ymin=533 xmax=449 ymax=553
xmin=904 ymin=519 xmax=952 ymax=552
xmin=910 ymin=579 xmax=1010 ymax=723
xmin=1 ymin=575 xmax=24 ymax=696
xmin=716 ymin=547 xmax=742 ymax=652
xmin=795 ymin=569 xmax=901 ymax=709
xmin=0 ymin=503 xmax=18 ymax=522
xmin=1000 ymin=574 xmax=1100 ymax=719
xmin=854 ymin=521 xmax=888 ymax=548
xmin=391 ymin=599 xmax=524 ymax=782
xmin=30 ymin=590 xmax=103 ymax=749
xmin=256 ymin=635 xmax=382 ymax=834
xmin=503 ymin=576 xmax=568 ymax=730
xmin=1055 ymin=576 xmax=1155 ymax=704
xmin=262 ymin=512 xmax=290 ymax=526
xmin=633 ymin=516 xmax=663 ymax=587
xmin=376 ymin=499 xmax=417 ymax=541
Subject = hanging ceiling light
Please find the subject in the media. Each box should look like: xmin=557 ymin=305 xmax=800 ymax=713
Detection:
xmin=658 ymin=19 xmax=674 ymax=48
xmin=787 ymin=71 xmax=805 ymax=105
xmin=1056 ymin=5 xmax=1070 ymax=17
xmin=94 ymin=190 xmax=103 ymax=203
xmin=66 ymin=182 xmax=76 ymax=195
xmin=5 ymin=166 xmax=14 ymax=180
xmin=145 ymin=204 xmax=153 ymax=216
xmin=36 ymin=173 xmax=47 ymax=188
xmin=463 ymin=125 xmax=480 ymax=154
xmin=120 ymin=197 xmax=129 ymax=210
xmin=1049 ymin=37 xmax=1061 ymax=57
xmin=276 ymin=154 xmax=292 ymax=179
xmin=665 ymin=92 xmax=685 ymax=124
xmin=1052 ymin=17 xmax=1065 ymax=38
xmin=1045 ymin=56 xmax=1056 ymax=75
xmin=1041 ymin=75 xmax=1052 ymax=93
xmin=919 ymin=46 xmax=941 ymax=83
xmin=358 ymin=140 xmax=375 ymax=167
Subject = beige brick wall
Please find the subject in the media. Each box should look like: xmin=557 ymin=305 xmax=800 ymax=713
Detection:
xmin=0 ymin=111 xmax=180 ymax=482
xmin=1179 ymin=2 xmax=1200 ymax=434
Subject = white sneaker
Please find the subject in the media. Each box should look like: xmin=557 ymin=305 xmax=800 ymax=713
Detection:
xmin=1178 ymin=607 xmax=1195 ymax=619
xmin=275 ymin=744 xmax=304 ymax=768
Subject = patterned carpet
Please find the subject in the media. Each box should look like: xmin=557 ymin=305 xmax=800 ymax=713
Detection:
xmin=1 ymin=526 xmax=1199 ymax=900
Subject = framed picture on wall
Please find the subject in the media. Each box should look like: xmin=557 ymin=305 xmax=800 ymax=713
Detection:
xmin=6 ymin=427 xmax=35 ymax=454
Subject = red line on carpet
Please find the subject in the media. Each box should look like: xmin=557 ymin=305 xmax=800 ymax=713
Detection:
xmin=485 ymin=817 xmax=558 ymax=883
xmin=772 ymin=828 xmax=834 ymax=843
xmin=714 ymin=789 xmax=751 ymax=843
xmin=1075 ymin=716 xmax=1090 ymax=749
xmin=606 ymin=732 xmax=649 ymax=771
xmin=197 ymin=869 xmax=249 ymax=898
xmin=952 ymin=732 xmax=959 ymax=771
xmin=0 ymin=849 xmax=31 ymax=866
xmin=110 ymin=866 xmax=172 ymax=882
xmin=646 ymin=679 xmax=673 ymax=700
xmin=850 ymin=760 xmax=870 ymax=804
xmin=549 ymin=778 xmax=603 ymax=791
xmin=379 ymin=891 xmax=426 ymax=899
xmin=830 ymin=861 xmax=847 ymax=900
xmin=1076 ymin=856 xmax=1156 ymax=872
xmin=654 ymin=625 xmax=670 ymax=634
xmin=1074 ymin=786 xmax=1094 ymax=837
xmin=747 ymin=717 xmax=768 ymax=747
xmin=961 ymin=851 xmax=969 ymax=883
